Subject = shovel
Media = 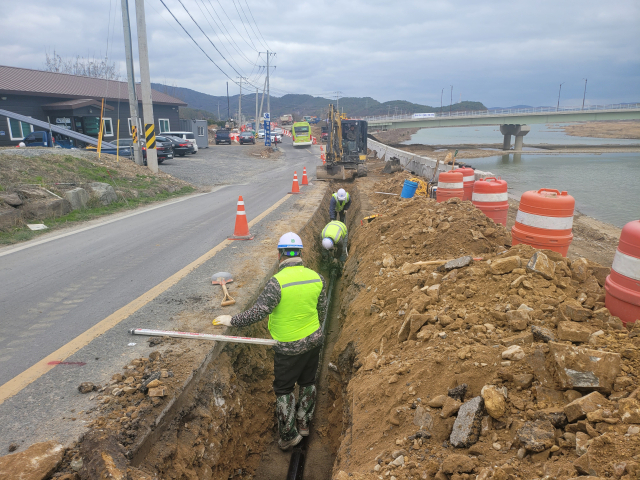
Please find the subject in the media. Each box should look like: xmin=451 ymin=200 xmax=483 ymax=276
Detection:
xmin=212 ymin=272 xmax=236 ymax=307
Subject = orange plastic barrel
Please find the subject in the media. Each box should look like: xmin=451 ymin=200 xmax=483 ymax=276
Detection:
xmin=436 ymin=171 xmax=464 ymax=203
xmin=472 ymin=177 xmax=508 ymax=226
xmin=454 ymin=167 xmax=475 ymax=201
xmin=511 ymin=188 xmax=575 ymax=256
xmin=605 ymin=220 xmax=640 ymax=325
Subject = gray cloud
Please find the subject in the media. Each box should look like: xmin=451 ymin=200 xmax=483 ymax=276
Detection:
xmin=0 ymin=0 xmax=638 ymax=107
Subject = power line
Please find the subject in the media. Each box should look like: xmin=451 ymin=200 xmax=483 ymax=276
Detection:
xmin=230 ymin=0 xmax=258 ymax=51
xmin=243 ymin=0 xmax=271 ymax=51
xmin=212 ymin=0 xmax=258 ymax=52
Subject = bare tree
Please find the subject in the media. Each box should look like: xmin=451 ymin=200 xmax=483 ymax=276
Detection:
xmin=44 ymin=49 xmax=120 ymax=80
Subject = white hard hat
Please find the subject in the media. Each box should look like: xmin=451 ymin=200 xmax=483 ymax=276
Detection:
xmin=337 ymin=188 xmax=347 ymax=201
xmin=278 ymin=232 xmax=303 ymax=249
xmin=322 ymin=238 xmax=334 ymax=250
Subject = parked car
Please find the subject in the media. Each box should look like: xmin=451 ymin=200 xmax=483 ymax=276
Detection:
xmin=163 ymin=135 xmax=194 ymax=156
xmin=321 ymin=126 xmax=329 ymax=142
xmin=162 ymin=131 xmax=198 ymax=153
xmin=215 ymin=129 xmax=232 ymax=145
xmin=239 ymin=131 xmax=256 ymax=145
xmin=21 ymin=131 xmax=76 ymax=149
xmin=271 ymin=133 xmax=283 ymax=143
xmin=115 ymin=138 xmax=145 ymax=163
xmin=153 ymin=136 xmax=174 ymax=163
xmin=258 ymin=129 xmax=265 ymax=139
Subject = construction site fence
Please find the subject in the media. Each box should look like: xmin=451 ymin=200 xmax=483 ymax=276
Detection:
xmin=368 ymin=138 xmax=494 ymax=182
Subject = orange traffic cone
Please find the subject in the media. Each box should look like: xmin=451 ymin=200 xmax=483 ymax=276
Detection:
xmin=290 ymin=171 xmax=300 ymax=194
xmin=320 ymin=145 xmax=323 ymax=151
xmin=228 ymin=195 xmax=255 ymax=240
xmin=301 ymin=167 xmax=309 ymax=185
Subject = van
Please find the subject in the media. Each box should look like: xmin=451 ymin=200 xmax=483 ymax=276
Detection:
xmin=162 ymin=131 xmax=198 ymax=153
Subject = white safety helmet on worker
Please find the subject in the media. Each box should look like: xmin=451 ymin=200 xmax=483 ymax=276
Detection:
xmin=322 ymin=238 xmax=334 ymax=250
xmin=337 ymin=188 xmax=347 ymax=201
xmin=278 ymin=232 xmax=303 ymax=249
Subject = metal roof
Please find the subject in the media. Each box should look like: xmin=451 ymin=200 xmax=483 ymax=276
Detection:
xmin=0 ymin=65 xmax=186 ymax=106
xmin=41 ymin=99 xmax=115 ymax=110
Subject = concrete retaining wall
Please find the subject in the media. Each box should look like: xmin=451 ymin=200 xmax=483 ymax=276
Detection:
xmin=368 ymin=138 xmax=493 ymax=181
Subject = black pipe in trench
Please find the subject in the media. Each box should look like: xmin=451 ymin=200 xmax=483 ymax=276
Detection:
xmin=286 ymin=268 xmax=338 ymax=480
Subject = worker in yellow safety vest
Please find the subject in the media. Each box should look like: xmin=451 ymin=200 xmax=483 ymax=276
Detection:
xmin=321 ymin=220 xmax=348 ymax=262
xmin=330 ymin=188 xmax=351 ymax=223
xmin=212 ymin=232 xmax=327 ymax=451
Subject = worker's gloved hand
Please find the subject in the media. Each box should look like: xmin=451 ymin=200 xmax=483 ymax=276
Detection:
xmin=212 ymin=315 xmax=232 ymax=327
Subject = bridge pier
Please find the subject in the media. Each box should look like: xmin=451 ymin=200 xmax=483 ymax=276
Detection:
xmin=500 ymin=124 xmax=530 ymax=150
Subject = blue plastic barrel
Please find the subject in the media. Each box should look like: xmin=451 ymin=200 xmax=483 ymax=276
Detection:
xmin=400 ymin=179 xmax=419 ymax=198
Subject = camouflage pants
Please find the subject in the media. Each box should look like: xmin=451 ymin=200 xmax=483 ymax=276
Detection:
xmin=297 ymin=384 xmax=316 ymax=432
xmin=276 ymin=385 xmax=317 ymax=441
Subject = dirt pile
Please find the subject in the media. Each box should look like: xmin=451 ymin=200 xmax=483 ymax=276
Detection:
xmin=328 ymin=170 xmax=640 ymax=480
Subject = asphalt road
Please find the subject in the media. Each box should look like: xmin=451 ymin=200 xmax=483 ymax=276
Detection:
xmin=0 ymin=139 xmax=320 ymax=387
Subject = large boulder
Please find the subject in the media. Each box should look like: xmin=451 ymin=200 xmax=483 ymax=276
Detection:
xmin=0 ymin=206 xmax=23 ymax=231
xmin=22 ymin=198 xmax=72 ymax=220
xmin=64 ymin=187 xmax=89 ymax=210
xmin=549 ymin=342 xmax=621 ymax=394
xmin=0 ymin=441 xmax=65 ymax=480
xmin=0 ymin=192 xmax=23 ymax=206
xmin=89 ymin=182 xmax=118 ymax=205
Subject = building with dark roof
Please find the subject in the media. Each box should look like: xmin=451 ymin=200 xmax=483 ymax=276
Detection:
xmin=0 ymin=65 xmax=186 ymax=147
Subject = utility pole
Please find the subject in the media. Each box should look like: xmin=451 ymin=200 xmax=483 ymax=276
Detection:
xmin=255 ymin=88 xmax=258 ymax=133
xmin=266 ymin=50 xmax=270 ymax=121
xmin=120 ymin=0 xmax=142 ymax=166
xmin=217 ymin=102 xmax=220 ymax=121
xmin=134 ymin=0 xmax=158 ymax=172
xmin=238 ymin=76 xmax=242 ymax=125
xmin=557 ymin=82 xmax=565 ymax=112
xmin=449 ymin=85 xmax=453 ymax=116
xmin=582 ymin=78 xmax=588 ymax=110
xmin=227 ymin=82 xmax=230 ymax=122
xmin=440 ymin=88 xmax=444 ymax=115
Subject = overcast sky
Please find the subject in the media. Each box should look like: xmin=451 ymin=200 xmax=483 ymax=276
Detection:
xmin=1 ymin=0 xmax=638 ymax=108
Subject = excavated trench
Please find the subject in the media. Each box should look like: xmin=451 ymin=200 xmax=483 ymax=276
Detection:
xmin=71 ymin=183 xmax=364 ymax=480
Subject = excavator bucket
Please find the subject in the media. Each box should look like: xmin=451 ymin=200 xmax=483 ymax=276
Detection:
xmin=316 ymin=164 xmax=348 ymax=180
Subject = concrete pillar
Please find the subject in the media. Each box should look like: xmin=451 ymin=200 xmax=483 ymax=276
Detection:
xmin=502 ymin=134 xmax=512 ymax=150
xmin=513 ymin=125 xmax=530 ymax=151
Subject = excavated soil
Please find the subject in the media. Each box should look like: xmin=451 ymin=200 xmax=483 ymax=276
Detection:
xmin=326 ymin=161 xmax=640 ymax=480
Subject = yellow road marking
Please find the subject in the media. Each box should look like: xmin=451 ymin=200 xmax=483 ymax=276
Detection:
xmin=0 ymin=193 xmax=292 ymax=405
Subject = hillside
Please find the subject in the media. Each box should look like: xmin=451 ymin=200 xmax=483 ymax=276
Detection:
xmin=151 ymin=83 xmax=486 ymax=121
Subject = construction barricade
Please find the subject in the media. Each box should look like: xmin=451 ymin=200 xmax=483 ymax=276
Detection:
xmin=605 ymin=220 xmax=640 ymax=325
xmin=436 ymin=171 xmax=464 ymax=203
xmin=454 ymin=166 xmax=475 ymax=201
xmin=472 ymin=177 xmax=508 ymax=226
xmin=511 ymin=188 xmax=575 ymax=256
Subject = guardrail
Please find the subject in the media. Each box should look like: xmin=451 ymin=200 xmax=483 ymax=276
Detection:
xmin=364 ymin=103 xmax=640 ymax=123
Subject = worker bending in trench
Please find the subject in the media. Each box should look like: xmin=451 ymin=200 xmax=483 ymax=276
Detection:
xmin=213 ymin=232 xmax=327 ymax=451
xmin=321 ymin=220 xmax=348 ymax=263
xmin=329 ymin=188 xmax=351 ymax=223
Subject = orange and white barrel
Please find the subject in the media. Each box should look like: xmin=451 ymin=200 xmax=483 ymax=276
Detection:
xmin=436 ymin=171 xmax=464 ymax=203
xmin=511 ymin=188 xmax=575 ymax=256
xmin=472 ymin=177 xmax=508 ymax=226
xmin=605 ymin=220 xmax=640 ymax=325
xmin=454 ymin=167 xmax=475 ymax=201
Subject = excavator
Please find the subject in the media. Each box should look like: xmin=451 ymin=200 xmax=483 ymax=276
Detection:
xmin=316 ymin=104 xmax=368 ymax=180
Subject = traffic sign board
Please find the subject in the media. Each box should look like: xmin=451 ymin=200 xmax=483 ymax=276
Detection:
xmin=263 ymin=113 xmax=270 ymax=119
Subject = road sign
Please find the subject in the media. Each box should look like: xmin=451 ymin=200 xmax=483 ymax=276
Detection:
xmin=264 ymin=120 xmax=271 ymax=146
xmin=263 ymin=113 xmax=270 ymax=119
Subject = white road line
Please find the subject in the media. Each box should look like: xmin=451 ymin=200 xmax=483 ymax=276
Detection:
xmin=0 ymin=189 xmax=223 ymax=258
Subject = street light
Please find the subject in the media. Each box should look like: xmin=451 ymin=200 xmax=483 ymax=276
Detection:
xmin=440 ymin=88 xmax=444 ymax=115
xmin=557 ymin=82 xmax=565 ymax=112
xmin=449 ymin=85 xmax=453 ymax=116
xmin=582 ymin=79 xmax=588 ymax=110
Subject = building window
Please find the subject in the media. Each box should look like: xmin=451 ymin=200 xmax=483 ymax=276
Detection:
xmin=8 ymin=118 xmax=33 ymax=140
xmin=103 ymin=118 xmax=114 ymax=137
xmin=159 ymin=119 xmax=170 ymax=133
xmin=197 ymin=126 xmax=205 ymax=136
xmin=127 ymin=118 xmax=143 ymax=137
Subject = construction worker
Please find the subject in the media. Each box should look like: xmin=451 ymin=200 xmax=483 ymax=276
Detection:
xmin=321 ymin=220 xmax=348 ymax=262
xmin=330 ymin=188 xmax=351 ymax=223
xmin=212 ymin=232 xmax=327 ymax=451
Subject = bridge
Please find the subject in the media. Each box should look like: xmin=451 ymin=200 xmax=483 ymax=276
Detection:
xmin=364 ymin=103 xmax=640 ymax=150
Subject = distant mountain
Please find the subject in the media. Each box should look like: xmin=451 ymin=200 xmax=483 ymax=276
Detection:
xmin=151 ymin=83 xmax=487 ymax=121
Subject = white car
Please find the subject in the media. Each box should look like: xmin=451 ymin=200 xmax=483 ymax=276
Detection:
xmin=162 ymin=131 xmax=198 ymax=154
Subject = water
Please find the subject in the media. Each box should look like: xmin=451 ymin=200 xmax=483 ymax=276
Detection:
xmin=401 ymin=124 xmax=639 ymax=227
xmin=403 ymin=123 xmax=640 ymax=146
xmin=465 ymin=153 xmax=640 ymax=228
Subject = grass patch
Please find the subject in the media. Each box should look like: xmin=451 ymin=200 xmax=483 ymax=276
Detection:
xmin=0 ymin=185 xmax=195 ymax=245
